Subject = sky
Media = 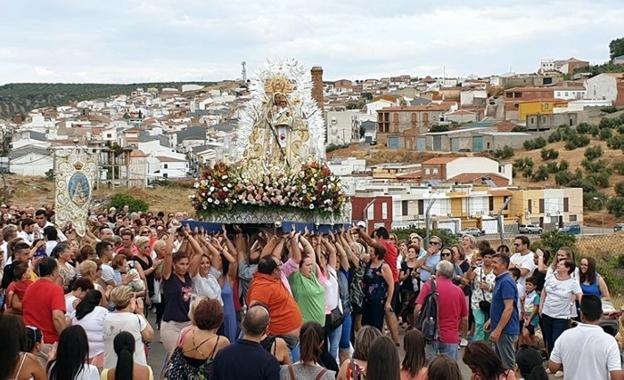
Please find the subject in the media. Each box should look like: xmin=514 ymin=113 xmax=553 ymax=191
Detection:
xmin=0 ymin=0 xmax=622 ymax=84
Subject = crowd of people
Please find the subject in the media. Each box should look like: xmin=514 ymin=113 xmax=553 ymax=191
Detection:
xmin=0 ymin=203 xmax=622 ymax=380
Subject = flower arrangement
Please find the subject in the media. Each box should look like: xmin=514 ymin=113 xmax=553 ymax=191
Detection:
xmin=191 ymin=161 xmax=347 ymax=216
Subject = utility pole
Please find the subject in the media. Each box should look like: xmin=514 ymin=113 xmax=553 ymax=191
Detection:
xmin=425 ymin=198 xmax=437 ymax=247
xmin=241 ymin=61 xmax=247 ymax=84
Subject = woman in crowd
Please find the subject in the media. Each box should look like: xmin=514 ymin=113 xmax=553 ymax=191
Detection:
xmin=103 ymin=286 xmax=154 ymax=369
xmin=316 ymin=235 xmax=343 ymax=360
xmin=546 ymin=247 xmax=578 ymax=280
xmin=462 ymin=234 xmax=478 ymax=262
xmin=188 ymin=250 xmax=223 ymax=305
xmin=427 ymin=355 xmax=462 ymax=380
xmin=160 ymin=231 xmax=193 ymax=355
xmin=289 ymin=249 xmax=326 ymax=328
xmin=469 ymin=248 xmax=497 ymax=341
xmin=130 ymin=236 xmax=159 ymax=303
xmin=400 ymin=329 xmax=427 ymax=380
xmin=361 ymin=242 xmax=394 ymax=332
xmin=335 ymin=231 xmax=355 ymax=364
xmin=166 ymin=298 xmax=230 ymax=378
xmin=496 ymin=244 xmax=510 ymax=255
xmin=79 ymin=260 xmax=109 ymax=307
xmin=366 ymin=336 xmax=400 ymax=380
xmin=532 ymin=249 xmax=550 ymax=292
xmin=462 ymin=341 xmax=516 ymax=380
xmin=101 ymin=331 xmax=153 ymax=380
xmin=65 ymin=278 xmax=94 ymax=316
xmin=0 ymin=314 xmax=46 ymax=380
xmin=348 ymin=241 xmax=367 ymax=333
xmin=280 ymin=321 xmax=335 ymax=380
xmin=47 ymin=325 xmax=99 ymax=380
xmin=398 ymin=244 xmax=419 ymax=328
xmin=52 ymin=242 xmax=77 ymax=291
xmin=440 ymin=247 xmax=453 ymax=263
xmin=539 ymin=259 xmax=582 ymax=374
xmin=579 ymin=256 xmax=610 ymax=299
xmin=25 ymin=325 xmax=48 ymax=368
xmin=72 ymin=290 xmax=109 ymax=368
xmin=337 ymin=326 xmax=381 ymax=380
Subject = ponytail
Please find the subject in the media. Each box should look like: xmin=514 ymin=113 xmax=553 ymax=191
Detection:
xmin=526 ymin=365 xmax=548 ymax=380
xmin=113 ymin=331 xmax=135 ymax=380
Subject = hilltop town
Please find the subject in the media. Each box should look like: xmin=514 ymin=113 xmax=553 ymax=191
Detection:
xmin=1 ymin=49 xmax=624 ymax=234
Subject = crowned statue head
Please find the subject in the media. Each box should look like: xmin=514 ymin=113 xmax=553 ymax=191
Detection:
xmin=236 ymin=58 xmax=326 ymax=173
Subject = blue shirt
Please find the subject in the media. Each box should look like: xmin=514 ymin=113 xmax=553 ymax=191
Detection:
xmin=490 ymin=271 xmax=520 ymax=335
xmin=417 ymin=250 xmax=440 ymax=282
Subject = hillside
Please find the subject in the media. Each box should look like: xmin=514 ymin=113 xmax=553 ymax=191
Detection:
xmin=0 ymin=81 xmax=220 ymax=118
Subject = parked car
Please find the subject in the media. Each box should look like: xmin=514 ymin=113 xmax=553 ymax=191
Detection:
xmin=519 ymin=224 xmax=543 ymax=234
xmin=614 ymin=223 xmax=624 ymax=232
xmin=559 ymin=224 xmax=581 ymax=235
xmin=460 ymin=227 xmax=484 ymax=237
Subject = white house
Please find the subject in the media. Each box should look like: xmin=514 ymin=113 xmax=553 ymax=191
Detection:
xmin=554 ymin=87 xmax=586 ymax=100
xmin=364 ymin=99 xmax=396 ymax=116
xmin=9 ymin=146 xmax=53 ymax=176
xmin=444 ymin=109 xmax=478 ymax=124
xmin=444 ymin=157 xmax=513 ymax=185
xmin=325 ymin=110 xmax=359 ymax=146
xmin=585 ymin=73 xmax=624 ymax=104
xmin=326 ymin=157 xmax=367 ymax=176
xmin=460 ymin=89 xmax=487 ymax=106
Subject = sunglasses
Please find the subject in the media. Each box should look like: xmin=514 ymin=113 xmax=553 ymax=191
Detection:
xmin=430 ymin=241 xmax=441 ymax=246
xmin=513 ymin=243 xmax=520 ymax=247
xmin=441 ymin=253 xmax=451 ymax=257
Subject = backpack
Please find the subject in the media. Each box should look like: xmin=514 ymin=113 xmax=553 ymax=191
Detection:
xmin=414 ymin=278 xmax=438 ymax=342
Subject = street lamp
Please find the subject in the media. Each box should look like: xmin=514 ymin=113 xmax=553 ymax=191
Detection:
xmin=593 ymin=196 xmax=605 ymax=230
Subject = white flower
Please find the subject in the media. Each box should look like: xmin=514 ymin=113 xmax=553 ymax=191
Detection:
xmin=309 ymin=204 xmax=315 ymax=209
xmin=222 ymin=187 xmax=228 ymax=191
xmin=210 ymin=186 xmax=215 ymax=192
xmin=222 ymin=175 xmax=228 ymax=179
xmin=215 ymin=200 xmax=220 ymax=205
xmin=193 ymin=183 xmax=199 ymax=188
xmin=208 ymin=198 xmax=213 ymax=203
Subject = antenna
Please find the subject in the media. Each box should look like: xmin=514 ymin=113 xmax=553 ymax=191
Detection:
xmin=241 ymin=61 xmax=247 ymax=83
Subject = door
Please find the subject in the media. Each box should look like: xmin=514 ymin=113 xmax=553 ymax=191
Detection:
xmin=433 ymin=136 xmax=442 ymax=151
xmin=472 ymin=136 xmax=483 ymax=152
xmin=416 ymin=137 xmax=426 ymax=151
xmin=451 ymin=138 xmax=460 ymax=152
xmin=388 ymin=136 xmax=401 ymax=149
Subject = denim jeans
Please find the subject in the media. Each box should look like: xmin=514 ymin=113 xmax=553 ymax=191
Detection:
xmin=328 ymin=324 xmax=342 ymax=359
xmin=339 ymin=314 xmax=353 ymax=351
xmin=542 ymin=314 xmax=569 ymax=354
xmin=426 ymin=341 xmax=459 ymax=361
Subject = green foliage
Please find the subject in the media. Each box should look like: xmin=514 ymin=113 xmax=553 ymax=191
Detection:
xmin=44 ymin=169 xmax=54 ymax=181
xmin=513 ymin=157 xmax=534 ymax=170
xmin=576 ymin=122 xmax=593 ymax=134
xmin=610 ymin=37 xmax=624 ymax=60
xmin=567 ymin=177 xmax=597 ymax=193
xmin=584 ymin=191 xmax=607 ymax=211
xmin=578 ymin=62 xmax=624 ymax=76
xmin=429 ymin=125 xmax=449 ymax=132
xmin=548 ymin=130 xmax=562 ymax=143
xmin=586 ymin=171 xmax=611 ymax=188
xmin=599 ymin=128 xmax=613 ymax=140
xmin=326 ymin=144 xmax=348 ymax=153
xmin=0 ymin=82 xmax=216 ymax=117
xmin=540 ymin=148 xmax=559 ymax=160
xmin=607 ymin=135 xmax=624 ymax=150
xmin=394 ymin=227 xmax=458 ymax=247
xmin=555 ymin=170 xmax=574 ymax=186
xmin=613 ymin=161 xmax=624 ymax=175
xmin=546 ymin=161 xmax=559 ymax=174
xmin=558 ymin=160 xmax=569 ymax=171
xmin=511 ymin=126 xmax=527 ymax=132
xmin=616 ymin=182 xmax=624 ymax=197
xmin=584 ymin=146 xmax=603 ymax=161
xmin=564 ymin=134 xmax=590 ymax=150
xmin=601 ymin=106 xmax=619 ymax=114
xmin=537 ymin=230 xmax=576 ymax=254
xmin=523 ymin=137 xmax=547 ymax=151
xmin=108 ymin=193 xmax=149 ymax=213
xmin=607 ymin=197 xmax=624 ymax=217
xmin=492 ymin=145 xmax=514 ymax=160
xmin=530 ymin=165 xmax=549 ymax=182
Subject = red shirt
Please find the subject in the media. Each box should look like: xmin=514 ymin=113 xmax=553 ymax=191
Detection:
xmin=380 ymin=240 xmax=399 ymax=283
xmin=416 ymin=277 xmax=468 ymax=344
xmin=6 ymin=279 xmax=33 ymax=313
xmin=23 ymin=278 xmax=66 ymax=344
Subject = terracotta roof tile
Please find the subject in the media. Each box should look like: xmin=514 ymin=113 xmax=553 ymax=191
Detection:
xmin=422 ymin=157 xmax=459 ymax=165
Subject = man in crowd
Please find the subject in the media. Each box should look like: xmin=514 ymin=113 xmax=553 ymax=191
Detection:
xmin=35 ymin=208 xmax=66 ymax=241
xmin=415 ymin=260 xmax=468 ymax=360
xmin=415 ymin=235 xmax=442 ymax=283
xmin=509 ymin=235 xmax=536 ymax=288
xmin=358 ymin=225 xmax=401 ymax=345
xmin=23 ymin=257 xmax=67 ymax=344
xmin=214 ymin=303 xmax=280 ymax=380
xmin=17 ymin=218 xmax=36 ymax=245
xmin=1 ymin=242 xmax=33 ymax=289
xmin=0 ymin=224 xmax=17 ymax=265
xmin=96 ymin=240 xmax=116 ymax=287
xmin=487 ymin=253 xmax=520 ymax=370
xmin=247 ymin=256 xmax=303 ymax=360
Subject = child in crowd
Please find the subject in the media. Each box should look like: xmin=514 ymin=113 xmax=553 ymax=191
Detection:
xmin=509 ymin=267 xmax=524 ymax=321
xmin=4 ymin=262 xmax=33 ymax=314
xmin=522 ymin=277 xmax=541 ymax=347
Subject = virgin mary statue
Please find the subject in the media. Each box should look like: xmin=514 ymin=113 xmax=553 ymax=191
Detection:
xmin=236 ymin=58 xmax=326 ymax=174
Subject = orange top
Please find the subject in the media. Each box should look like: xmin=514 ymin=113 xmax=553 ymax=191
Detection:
xmin=247 ymin=272 xmax=303 ymax=336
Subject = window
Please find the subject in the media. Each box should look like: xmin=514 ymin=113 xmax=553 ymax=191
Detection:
xmin=418 ymin=200 xmax=424 ymax=215
xmin=539 ymin=198 xmax=544 ymax=213
xmin=569 ymin=214 xmax=577 ymax=222
xmin=489 ymin=196 xmax=494 ymax=211
xmin=432 ymin=168 xmax=438 ymax=175
xmin=163 ymin=164 xmax=168 ymax=169
xmin=367 ymin=204 xmax=374 ymax=220
xmin=402 ymin=200 xmax=408 ymax=216
xmin=382 ymin=203 xmax=388 ymax=219
xmin=528 ymin=199 xmax=532 ymax=214
xmin=425 ymin=168 xmax=430 ymax=175
xmin=563 ymin=197 xmax=569 ymax=212
xmin=392 ymin=113 xmax=399 ymax=123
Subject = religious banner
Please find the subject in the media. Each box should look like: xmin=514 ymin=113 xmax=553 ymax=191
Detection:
xmin=54 ymin=146 xmax=98 ymax=236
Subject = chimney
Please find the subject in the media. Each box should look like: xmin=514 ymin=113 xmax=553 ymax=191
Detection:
xmin=310 ymin=66 xmax=324 ymax=110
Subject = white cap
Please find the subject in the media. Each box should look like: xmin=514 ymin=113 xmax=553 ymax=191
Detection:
xmin=356 ymin=221 xmax=366 ymax=228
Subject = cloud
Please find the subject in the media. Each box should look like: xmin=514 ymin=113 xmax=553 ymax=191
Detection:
xmin=0 ymin=0 xmax=622 ymax=83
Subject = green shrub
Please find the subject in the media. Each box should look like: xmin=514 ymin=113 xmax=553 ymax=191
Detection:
xmin=576 ymin=122 xmax=592 ymax=134
xmin=531 ymin=165 xmax=550 ymax=182
xmin=581 ymin=159 xmax=610 ymax=173
xmin=599 ymin=128 xmax=613 ymax=140
xmin=616 ymin=182 xmax=624 ymax=197
xmin=108 ymin=193 xmax=149 ymax=213
xmin=584 ymin=191 xmax=607 ymax=211
xmin=584 ymin=146 xmax=603 ymax=161
xmin=586 ymin=171 xmax=611 ymax=188
xmin=613 ymin=161 xmax=624 ymax=175
xmin=607 ymin=197 xmax=624 ymax=217
xmin=537 ymin=230 xmax=576 ymax=253
xmin=600 ymin=117 xmax=617 ymax=129
xmin=607 ymin=135 xmax=624 ymax=150
xmin=493 ymin=145 xmax=514 ymax=160
xmin=558 ymin=160 xmax=570 ymax=171
xmin=523 ymin=137 xmax=547 ymax=151
xmin=540 ymin=148 xmax=559 ymax=160
xmin=546 ymin=161 xmax=559 ymax=173
xmin=395 ymin=227 xmax=458 ymax=247
xmin=564 ymin=134 xmax=590 ymax=150
xmin=555 ymin=170 xmax=574 ymax=185
xmin=601 ymin=106 xmax=619 ymax=114
xmin=548 ymin=130 xmax=562 ymax=143
xmin=567 ymin=178 xmax=597 ymax=193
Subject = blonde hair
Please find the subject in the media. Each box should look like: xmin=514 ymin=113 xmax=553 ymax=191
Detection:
xmin=78 ymin=260 xmax=97 ymax=278
xmin=153 ymin=239 xmax=166 ymax=252
xmin=134 ymin=236 xmax=150 ymax=248
xmin=110 ymin=285 xmax=133 ymax=309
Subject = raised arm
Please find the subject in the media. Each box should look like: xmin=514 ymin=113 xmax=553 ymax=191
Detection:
xmin=288 ymin=231 xmax=302 ymax=264
xmin=162 ymin=232 xmax=176 ymax=281
xmin=357 ymin=227 xmax=375 ymax=246
xmin=334 ymin=235 xmax=349 ymax=270
xmin=323 ymin=236 xmax=337 ymax=270
xmin=300 ymin=235 xmax=315 ymax=258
